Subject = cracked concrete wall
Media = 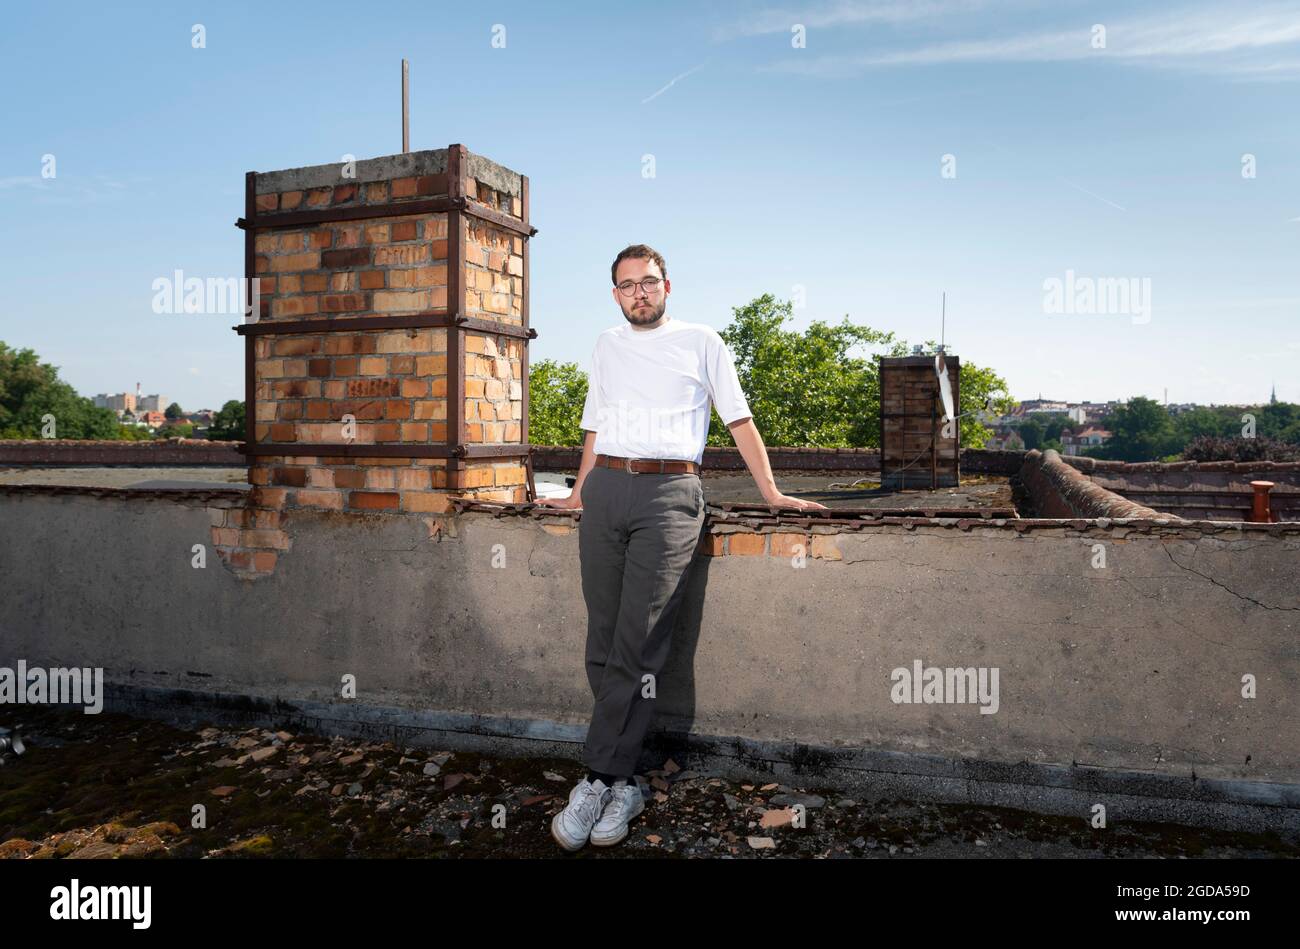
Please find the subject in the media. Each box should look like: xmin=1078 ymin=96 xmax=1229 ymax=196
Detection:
xmin=2 ymin=492 xmax=1297 ymax=792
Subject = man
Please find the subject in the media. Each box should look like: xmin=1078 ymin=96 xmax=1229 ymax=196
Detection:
xmin=537 ymin=244 xmax=827 ymax=850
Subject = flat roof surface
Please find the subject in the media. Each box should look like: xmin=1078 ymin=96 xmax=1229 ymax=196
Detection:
xmin=0 ymin=466 xmax=1015 ymax=513
xmin=535 ymin=469 xmax=1015 ymax=512
xmin=0 ymin=467 xmax=249 ymax=491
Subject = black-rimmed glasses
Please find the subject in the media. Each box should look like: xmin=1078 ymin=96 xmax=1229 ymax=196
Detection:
xmin=615 ymin=277 xmax=663 ymax=296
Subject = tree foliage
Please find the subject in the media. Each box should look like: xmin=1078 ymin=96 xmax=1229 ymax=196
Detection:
xmin=0 ymin=342 xmax=120 ymax=439
xmin=528 ymin=293 xmax=1014 ymax=449
xmin=207 ymin=400 xmax=246 ymax=441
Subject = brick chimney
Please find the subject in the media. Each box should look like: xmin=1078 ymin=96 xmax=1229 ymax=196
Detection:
xmin=232 ymin=145 xmax=536 ymax=523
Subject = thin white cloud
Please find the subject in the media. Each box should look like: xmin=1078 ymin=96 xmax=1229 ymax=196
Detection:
xmin=642 ymin=63 xmax=707 ymax=103
xmin=714 ymin=0 xmax=989 ymax=41
xmin=759 ymin=3 xmax=1300 ymax=80
xmin=0 ymin=176 xmax=49 ymax=190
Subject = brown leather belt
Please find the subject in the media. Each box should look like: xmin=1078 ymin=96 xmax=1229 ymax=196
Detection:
xmin=594 ymin=453 xmax=699 ymax=475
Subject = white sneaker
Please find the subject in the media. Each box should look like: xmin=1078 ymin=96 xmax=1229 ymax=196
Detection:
xmin=589 ymin=779 xmax=644 ymax=847
xmin=550 ymin=778 xmax=612 ymax=851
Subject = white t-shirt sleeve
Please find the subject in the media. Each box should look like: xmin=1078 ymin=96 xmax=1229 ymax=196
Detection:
xmin=579 ymin=344 xmax=603 ymax=432
xmin=705 ymin=331 xmax=752 ymax=425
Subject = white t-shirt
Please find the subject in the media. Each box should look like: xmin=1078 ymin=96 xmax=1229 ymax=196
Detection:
xmin=580 ymin=315 xmax=752 ymax=465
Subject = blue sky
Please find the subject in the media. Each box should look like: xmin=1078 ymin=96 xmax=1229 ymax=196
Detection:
xmin=2 ymin=0 xmax=1297 ymax=413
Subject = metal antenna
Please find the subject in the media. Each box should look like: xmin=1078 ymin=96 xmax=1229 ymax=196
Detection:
xmin=402 ymin=59 xmax=410 ymax=153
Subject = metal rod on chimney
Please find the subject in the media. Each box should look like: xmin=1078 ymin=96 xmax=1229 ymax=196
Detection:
xmin=402 ymin=59 xmax=410 ymax=153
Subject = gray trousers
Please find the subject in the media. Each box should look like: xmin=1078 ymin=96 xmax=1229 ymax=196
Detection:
xmin=578 ymin=464 xmax=706 ymax=775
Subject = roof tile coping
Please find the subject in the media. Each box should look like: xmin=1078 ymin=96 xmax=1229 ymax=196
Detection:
xmin=447 ymin=497 xmax=1300 ymax=535
xmin=1023 ymin=448 xmax=1175 ymax=520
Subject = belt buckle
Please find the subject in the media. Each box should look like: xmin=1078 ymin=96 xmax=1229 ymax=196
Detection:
xmin=624 ymin=457 xmax=638 ymax=475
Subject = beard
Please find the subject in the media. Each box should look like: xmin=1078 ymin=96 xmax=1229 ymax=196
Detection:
xmin=624 ymin=296 xmax=666 ymax=326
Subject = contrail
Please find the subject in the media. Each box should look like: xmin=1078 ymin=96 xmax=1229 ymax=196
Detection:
xmin=1059 ymin=177 xmax=1127 ymax=212
xmin=642 ymin=63 xmax=707 ymax=103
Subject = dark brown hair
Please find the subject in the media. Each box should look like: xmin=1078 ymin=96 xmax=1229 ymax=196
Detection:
xmin=611 ymin=244 xmax=667 ymax=285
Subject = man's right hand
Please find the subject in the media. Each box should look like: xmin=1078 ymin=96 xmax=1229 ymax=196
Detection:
xmin=534 ymin=494 xmax=582 ymax=510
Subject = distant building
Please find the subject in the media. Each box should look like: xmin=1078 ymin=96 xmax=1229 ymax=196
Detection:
xmin=1020 ymin=399 xmax=1071 ymax=415
xmin=140 ymin=411 xmax=167 ymax=429
xmin=94 ymin=393 xmax=137 ymax=413
xmin=985 ymin=429 xmax=1025 ymax=451
xmin=1061 ymin=426 xmax=1111 ymax=456
xmin=138 ymin=394 xmax=166 ymax=413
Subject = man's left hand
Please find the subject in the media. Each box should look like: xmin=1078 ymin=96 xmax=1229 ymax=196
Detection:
xmin=762 ymin=493 xmax=830 ymax=512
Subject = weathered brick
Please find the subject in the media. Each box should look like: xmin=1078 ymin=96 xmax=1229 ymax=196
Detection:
xmin=366 ymin=468 xmax=397 ymax=489
xmin=251 ymin=551 xmax=278 ymax=573
xmin=729 ymin=533 xmax=767 ymax=556
xmin=403 ymin=491 xmax=452 ymax=513
xmin=373 ymin=290 xmax=431 ymax=312
xmin=322 ymin=293 xmax=367 ymax=312
xmin=374 ymin=245 xmax=429 ymax=267
xmin=415 ymin=355 xmax=447 ymax=376
xmin=699 ymin=533 xmax=725 ymax=556
xmin=769 ymin=533 xmax=809 ymax=559
xmin=269 ymin=252 xmax=321 ymax=273
xmin=274 ymin=337 xmax=319 ymax=356
xmin=350 ymin=491 xmax=399 ymax=511
xmin=321 ymin=247 xmax=371 ymax=269
xmin=810 ymin=535 xmax=842 ymax=560
xmin=397 ymin=468 xmax=432 ymax=490
xmin=272 ymin=467 xmax=307 ymax=487
xmin=333 ymin=468 xmax=366 ymax=489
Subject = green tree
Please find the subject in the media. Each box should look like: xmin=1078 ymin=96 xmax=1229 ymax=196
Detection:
xmin=207 ymin=400 xmax=246 ymax=441
xmin=528 ymin=293 xmax=1014 ymax=450
xmin=1088 ymin=396 xmax=1178 ymax=461
xmin=1040 ymin=413 xmax=1073 ymax=443
xmin=165 ymin=401 xmax=184 ymax=420
xmin=1257 ymin=401 xmax=1300 ymax=441
xmin=1173 ymin=406 xmax=1232 ymax=444
xmin=0 ymin=342 xmax=120 ymax=439
xmin=717 ymin=296 xmax=1013 ymax=449
xmin=526 ymin=359 xmax=589 ymax=447
xmin=716 ymin=294 xmax=902 ymax=448
xmin=116 ymin=424 xmax=154 ymax=441
xmin=1016 ymin=416 xmax=1045 ymax=450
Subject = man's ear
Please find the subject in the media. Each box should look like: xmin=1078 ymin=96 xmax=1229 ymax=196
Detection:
xmin=663 ymin=278 xmax=671 ymax=294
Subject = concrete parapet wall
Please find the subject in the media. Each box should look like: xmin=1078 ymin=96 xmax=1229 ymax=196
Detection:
xmin=2 ymin=486 xmax=1297 ymax=830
